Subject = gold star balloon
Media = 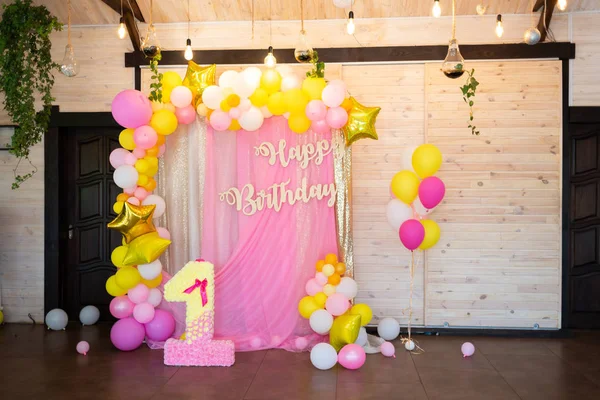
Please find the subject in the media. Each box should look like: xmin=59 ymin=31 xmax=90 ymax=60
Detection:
xmin=182 ymin=62 xmax=216 ymax=107
xmin=343 ymin=97 xmax=381 ymax=146
xmin=107 ymin=202 xmax=157 ymax=244
xmin=122 ymin=232 xmax=171 ymax=266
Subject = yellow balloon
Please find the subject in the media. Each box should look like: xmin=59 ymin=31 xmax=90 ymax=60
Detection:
xmin=116 ymin=193 xmax=130 ymax=202
xmin=135 ymin=159 xmax=150 ymax=174
xmin=390 ymin=170 xmax=420 ymax=205
xmin=151 ymin=109 xmax=178 ymax=136
xmin=350 ymin=303 xmax=373 ymax=327
xmin=288 ymin=113 xmax=311 ymax=134
xmin=220 ymin=99 xmax=232 ymax=112
xmin=228 ymin=119 xmax=241 ymax=131
xmin=329 ymin=314 xmax=361 ymax=351
xmin=227 ymin=94 xmax=240 ymax=107
xmin=115 ymin=266 xmax=141 ymax=290
xmin=113 ymin=201 xmax=124 ymax=214
xmin=162 ymin=87 xmax=173 ymax=104
xmin=298 ymin=296 xmax=320 ymax=319
xmin=121 ymin=232 xmax=171 ymax=266
xmin=151 ymin=101 xmax=164 ymax=112
xmin=162 ymin=71 xmax=183 ymax=89
xmin=0 ymin=309 xmax=3 ymax=325
xmin=283 ymin=89 xmax=310 ymax=114
xmin=142 ymin=273 xmax=163 ymax=289
xmin=323 ymin=284 xmax=336 ymax=296
xmin=163 ymin=103 xmax=176 ymax=113
xmin=419 ymin=219 xmax=441 ymax=250
xmin=314 ymin=292 xmax=327 ymax=308
xmin=106 ymin=275 xmax=127 ymax=297
xmin=322 ymin=264 xmax=335 ymax=277
xmin=267 ymin=92 xmax=286 ymax=116
xmin=111 ymin=245 xmax=129 ymax=267
xmin=137 ymin=174 xmax=149 ymax=187
xmin=260 ymin=69 xmax=282 ymax=94
xmin=325 ymin=253 xmax=338 ymax=264
xmin=196 ymin=103 xmax=209 ymax=116
xmin=249 ymin=88 xmax=269 ymax=107
xmin=302 ymin=77 xmax=327 ymax=100
xmin=412 ymin=144 xmax=442 ymax=178
xmin=119 ymin=128 xmax=135 ymax=150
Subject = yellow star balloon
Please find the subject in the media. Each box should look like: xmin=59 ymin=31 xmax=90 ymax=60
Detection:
xmin=343 ymin=97 xmax=381 ymax=146
xmin=122 ymin=231 xmax=171 ymax=266
xmin=107 ymin=202 xmax=157 ymax=244
xmin=182 ymin=62 xmax=216 ymax=107
xmin=329 ymin=314 xmax=361 ymax=352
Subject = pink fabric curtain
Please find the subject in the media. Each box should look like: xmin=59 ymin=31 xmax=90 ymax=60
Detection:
xmin=201 ymin=116 xmax=338 ymax=351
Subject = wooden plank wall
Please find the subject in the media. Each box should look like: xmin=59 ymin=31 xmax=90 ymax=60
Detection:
xmin=572 ymin=13 xmax=600 ymax=106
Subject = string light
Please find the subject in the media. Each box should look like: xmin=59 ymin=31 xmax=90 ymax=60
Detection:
xmin=346 ymin=11 xmax=355 ymax=35
xmin=557 ymin=0 xmax=567 ymax=11
xmin=184 ymin=0 xmax=193 ymax=60
xmin=432 ymin=0 xmax=442 ymax=18
xmin=117 ymin=0 xmax=126 ymax=39
xmin=495 ymin=14 xmax=504 ymax=38
xmin=264 ymin=0 xmax=277 ymax=67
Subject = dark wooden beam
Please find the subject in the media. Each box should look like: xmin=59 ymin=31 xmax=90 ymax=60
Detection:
xmin=125 ymin=42 xmax=576 ymax=68
xmin=122 ymin=7 xmax=141 ymax=52
xmin=100 ymin=0 xmax=145 ymax=22
xmin=533 ymin=0 xmax=558 ymax=42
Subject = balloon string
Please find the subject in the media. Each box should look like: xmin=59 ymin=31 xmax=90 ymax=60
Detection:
xmin=400 ymin=250 xmax=424 ymax=354
xmin=452 ymin=0 xmax=456 ymax=40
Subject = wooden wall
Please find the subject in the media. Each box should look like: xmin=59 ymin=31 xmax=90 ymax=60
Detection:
xmin=0 ymin=13 xmax=597 ymax=323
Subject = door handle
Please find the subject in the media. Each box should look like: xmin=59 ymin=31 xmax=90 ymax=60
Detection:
xmin=68 ymin=224 xmax=74 ymax=240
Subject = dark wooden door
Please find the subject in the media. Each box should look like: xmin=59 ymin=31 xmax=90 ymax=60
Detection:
xmin=567 ymin=107 xmax=600 ymax=328
xmin=60 ymin=127 xmax=122 ymax=321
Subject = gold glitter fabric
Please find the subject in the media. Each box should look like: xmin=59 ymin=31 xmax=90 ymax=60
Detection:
xmin=333 ymin=129 xmax=354 ymax=278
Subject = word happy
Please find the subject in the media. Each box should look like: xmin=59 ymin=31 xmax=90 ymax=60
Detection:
xmin=254 ymin=139 xmax=332 ymax=169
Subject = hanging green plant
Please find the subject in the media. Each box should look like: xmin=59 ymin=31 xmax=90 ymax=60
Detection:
xmin=460 ymin=68 xmax=480 ymax=135
xmin=0 ymin=0 xmax=62 ymax=188
xmin=306 ymin=50 xmax=325 ymax=79
xmin=148 ymin=53 xmax=163 ymax=103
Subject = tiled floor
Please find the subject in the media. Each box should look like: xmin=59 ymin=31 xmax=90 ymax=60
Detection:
xmin=1 ymin=324 xmax=600 ymax=399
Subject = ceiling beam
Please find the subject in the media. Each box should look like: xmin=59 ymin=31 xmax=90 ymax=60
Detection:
xmin=122 ymin=7 xmax=141 ymax=51
xmin=100 ymin=0 xmax=145 ymax=22
xmin=533 ymin=0 xmax=558 ymax=42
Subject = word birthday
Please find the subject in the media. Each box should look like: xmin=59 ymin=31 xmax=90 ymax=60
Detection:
xmin=254 ymin=139 xmax=333 ymax=169
xmin=220 ymin=178 xmax=336 ymax=216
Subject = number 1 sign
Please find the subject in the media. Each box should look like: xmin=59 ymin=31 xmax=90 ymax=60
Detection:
xmin=163 ymin=260 xmax=235 ymax=366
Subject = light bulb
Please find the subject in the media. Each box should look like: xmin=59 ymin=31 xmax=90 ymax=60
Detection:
xmin=117 ymin=18 xmax=127 ymax=39
xmin=495 ymin=15 xmax=504 ymax=38
xmin=432 ymin=0 xmax=441 ymax=18
xmin=264 ymin=46 xmax=277 ymax=68
xmin=60 ymin=44 xmax=80 ymax=77
xmin=476 ymin=4 xmax=487 ymax=15
xmin=346 ymin=11 xmax=355 ymax=35
xmin=294 ymin=30 xmax=314 ymax=63
xmin=141 ymin=23 xmax=161 ymax=58
xmin=441 ymin=39 xmax=465 ymax=79
xmin=184 ymin=38 xmax=193 ymax=61
xmin=558 ymin=0 xmax=567 ymax=11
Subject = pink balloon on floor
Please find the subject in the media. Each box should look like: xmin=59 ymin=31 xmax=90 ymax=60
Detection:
xmin=133 ymin=126 xmax=158 ymax=149
xmin=325 ymin=293 xmax=350 ymax=316
xmin=325 ymin=107 xmax=348 ymax=129
xmin=305 ymin=278 xmax=322 ymax=296
xmin=418 ymin=176 xmax=446 ymax=210
xmin=110 ymin=317 xmax=146 ymax=351
xmin=305 ymin=100 xmax=327 ymax=121
xmin=76 ymin=341 xmax=90 ymax=355
xmin=461 ymin=342 xmax=475 ymax=357
xmin=110 ymin=295 xmax=135 ymax=319
xmin=380 ymin=341 xmax=396 ymax=358
xmin=144 ymin=309 xmax=175 ymax=341
xmin=311 ymin=119 xmax=330 ymax=135
xmin=175 ymin=104 xmax=197 ymax=125
xmin=399 ymin=219 xmax=425 ymax=251
xmin=133 ymin=302 xmax=155 ymax=324
xmin=111 ymin=89 xmax=153 ymax=129
xmin=295 ymin=336 xmax=309 ymax=350
xmin=338 ymin=344 xmax=366 ymax=369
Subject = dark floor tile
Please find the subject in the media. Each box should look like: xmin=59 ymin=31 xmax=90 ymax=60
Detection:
xmin=474 ymin=337 xmax=555 ymax=356
xmin=336 ymin=381 xmax=428 ymax=400
xmin=406 ymin=335 xmax=479 ymax=354
xmin=411 ymin=347 xmax=494 ymax=371
xmin=337 ymin=347 xmax=420 ymax=384
xmin=419 ymin=367 xmax=520 ymax=400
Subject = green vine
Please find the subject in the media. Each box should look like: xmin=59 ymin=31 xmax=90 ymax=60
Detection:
xmin=460 ymin=68 xmax=480 ymax=135
xmin=148 ymin=53 xmax=163 ymax=102
xmin=0 ymin=0 xmax=62 ymax=188
xmin=306 ymin=50 xmax=325 ymax=79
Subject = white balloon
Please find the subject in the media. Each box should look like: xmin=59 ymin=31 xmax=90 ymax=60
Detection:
xmin=138 ymin=259 xmax=163 ymax=280
xmin=147 ymin=288 xmax=163 ymax=307
xmin=45 ymin=308 xmax=68 ymax=330
xmin=321 ymin=84 xmax=346 ymax=108
xmin=336 ymin=277 xmax=358 ymax=300
xmin=413 ymin=196 xmax=433 ymax=217
xmin=232 ymin=73 xmax=255 ymax=98
xmin=403 ymin=146 xmax=417 ymax=171
xmin=242 ymin=67 xmax=262 ymax=90
xmin=377 ymin=317 xmax=400 ymax=341
xmin=333 ymin=0 xmax=354 ymax=8
xmin=239 ymin=98 xmax=252 ymax=112
xmin=202 ymin=85 xmax=224 ymax=110
xmin=113 ymin=165 xmax=138 ymax=189
xmin=218 ymin=70 xmax=239 ymax=88
xmin=327 ymin=79 xmax=347 ymax=92
xmin=142 ymin=194 xmax=166 ymax=218
xmin=260 ymin=105 xmax=273 ymax=118
xmin=275 ymin=64 xmax=293 ymax=77
xmin=386 ymin=199 xmax=413 ymax=231
xmin=354 ymin=327 xmax=368 ymax=346
xmin=309 ymin=309 xmax=334 ymax=334
xmin=281 ymin=75 xmax=301 ymax=91
xmin=238 ymin=106 xmax=264 ymax=131
xmin=310 ymin=343 xmax=338 ymax=370
xmin=79 ymin=305 xmax=100 ymax=326
xmin=405 ymin=340 xmax=416 ymax=351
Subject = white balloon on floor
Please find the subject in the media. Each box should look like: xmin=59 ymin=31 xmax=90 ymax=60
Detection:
xmin=46 ymin=308 xmax=68 ymax=330
xmin=79 ymin=305 xmax=100 ymax=326
xmin=310 ymin=343 xmax=338 ymax=370
xmin=354 ymin=327 xmax=368 ymax=347
xmin=377 ymin=317 xmax=400 ymax=341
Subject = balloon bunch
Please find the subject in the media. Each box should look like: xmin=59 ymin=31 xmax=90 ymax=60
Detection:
xmin=298 ymin=253 xmax=374 ymax=370
xmin=198 ymin=65 xmax=380 ymax=146
xmin=388 ymin=144 xmax=446 ymax=251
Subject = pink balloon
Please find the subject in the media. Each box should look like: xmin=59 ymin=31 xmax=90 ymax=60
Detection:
xmin=461 ymin=342 xmax=475 ymax=357
xmin=325 ymin=293 xmax=350 ymax=316
xmin=305 ymin=100 xmax=327 ymax=121
xmin=399 ymin=219 xmax=425 ymax=251
xmin=156 ymin=227 xmax=171 ymax=240
xmin=158 ymin=145 xmax=166 ymax=157
xmin=133 ymin=302 xmax=155 ymax=324
xmin=419 ymin=176 xmax=446 ymax=210
xmin=338 ymin=344 xmax=366 ymax=370
xmin=127 ymin=197 xmax=140 ymax=205
xmin=110 ymin=295 xmax=135 ymax=319
xmin=76 ymin=341 xmax=90 ymax=356
xmin=109 ymin=148 xmax=130 ymax=168
xmin=229 ymin=107 xmax=241 ymax=120
xmin=315 ymin=272 xmax=328 ymax=286
xmin=111 ymin=89 xmax=153 ymax=129
xmin=305 ymin=278 xmax=322 ymax=296
xmin=124 ymin=152 xmax=137 ymax=166
xmin=124 ymin=186 xmax=136 ymax=195
xmin=132 ymin=148 xmax=146 ymax=158
xmin=134 ymin=187 xmax=148 ymax=202
xmin=295 ymin=336 xmax=309 ymax=350
xmin=175 ymin=105 xmax=196 ymax=125
xmin=325 ymin=107 xmax=349 ymax=129
xmin=110 ymin=317 xmax=145 ymax=351
xmin=381 ymin=341 xmax=396 ymax=358
xmin=128 ymin=283 xmax=149 ymax=304
xmin=170 ymin=86 xmax=193 ymax=108
xmin=133 ymin=126 xmax=158 ymax=149
xmin=311 ymin=119 xmax=331 ymax=135
xmin=147 ymin=288 xmax=163 ymax=307
xmin=322 ymin=83 xmax=346 ymax=108
xmin=144 ymin=309 xmax=175 ymax=341
xmin=210 ymin=110 xmax=232 ymax=131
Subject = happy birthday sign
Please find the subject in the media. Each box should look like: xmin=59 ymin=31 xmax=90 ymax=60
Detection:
xmin=219 ymin=139 xmax=337 ymax=215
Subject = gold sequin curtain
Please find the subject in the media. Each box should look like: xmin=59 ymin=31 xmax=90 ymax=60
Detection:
xmin=333 ymin=129 xmax=354 ymax=277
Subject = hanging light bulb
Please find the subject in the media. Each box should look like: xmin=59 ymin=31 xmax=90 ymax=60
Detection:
xmin=557 ymin=0 xmax=567 ymax=11
xmin=60 ymin=0 xmax=79 ymax=77
xmin=476 ymin=4 xmax=487 ymax=15
xmin=184 ymin=39 xmax=193 ymax=61
xmin=495 ymin=14 xmax=504 ymax=38
xmin=432 ymin=0 xmax=442 ymax=18
xmin=141 ymin=0 xmax=161 ymax=57
xmin=442 ymin=0 xmax=464 ymax=79
xmin=264 ymin=46 xmax=277 ymax=68
xmin=347 ymin=11 xmax=355 ymax=35
xmin=118 ymin=17 xmax=127 ymax=39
